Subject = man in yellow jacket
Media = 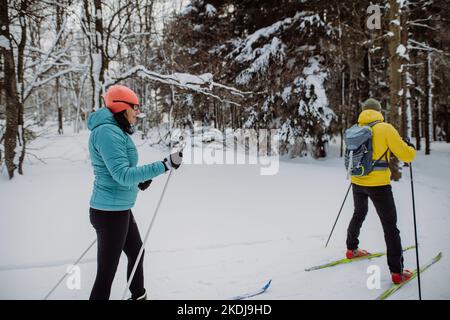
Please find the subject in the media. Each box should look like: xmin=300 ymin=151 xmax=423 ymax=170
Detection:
xmin=345 ymin=98 xmax=416 ymax=285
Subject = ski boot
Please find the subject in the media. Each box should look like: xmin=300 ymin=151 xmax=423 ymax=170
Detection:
xmin=346 ymin=248 xmax=370 ymax=259
xmin=128 ymin=291 xmax=147 ymax=300
xmin=391 ymin=270 xmax=413 ymax=284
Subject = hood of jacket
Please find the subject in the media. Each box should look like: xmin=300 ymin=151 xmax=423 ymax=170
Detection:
xmin=357 ymin=109 xmax=384 ymax=126
xmin=87 ymin=107 xmax=118 ymax=131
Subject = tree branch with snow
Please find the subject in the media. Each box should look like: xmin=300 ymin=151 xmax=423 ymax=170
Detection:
xmin=108 ymin=65 xmax=252 ymax=106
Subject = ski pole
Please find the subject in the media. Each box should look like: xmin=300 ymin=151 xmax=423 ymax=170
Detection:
xmin=121 ymin=167 xmax=174 ymax=300
xmin=409 ymin=162 xmax=422 ymax=300
xmin=325 ymin=183 xmax=352 ymax=248
xmin=44 ymin=239 xmax=96 ymax=300
xmin=122 ymin=137 xmax=186 ymax=300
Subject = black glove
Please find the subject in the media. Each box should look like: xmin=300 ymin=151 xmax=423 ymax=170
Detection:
xmin=163 ymin=152 xmax=183 ymax=171
xmin=138 ymin=179 xmax=152 ymax=191
xmin=405 ymin=139 xmax=416 ymax=150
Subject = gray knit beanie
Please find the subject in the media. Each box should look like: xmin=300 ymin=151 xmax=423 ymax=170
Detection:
xmin=362 ymin=98 xmax=382 ymax=112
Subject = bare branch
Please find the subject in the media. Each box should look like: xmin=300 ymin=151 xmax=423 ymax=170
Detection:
xmin=22 ymin=15 xmax=69 ymax=101
xmin=407 ymin=22 xmax=436 ymax=30
xmin=408 ymin=39 xmax=450 ymax=56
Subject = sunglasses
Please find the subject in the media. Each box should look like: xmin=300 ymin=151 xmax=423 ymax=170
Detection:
xmin=113 ymin=100 xmax=140 ymax=111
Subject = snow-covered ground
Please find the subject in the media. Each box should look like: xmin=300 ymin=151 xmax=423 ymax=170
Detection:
xmin=1 ymin=127 xmax=449 ymax=300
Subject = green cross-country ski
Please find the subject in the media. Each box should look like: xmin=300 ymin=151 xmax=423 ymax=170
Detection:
xmin=305 ymin=246 xmax=415 ymax=272
xmin=376 ymin=252 xmax=442 ymax=300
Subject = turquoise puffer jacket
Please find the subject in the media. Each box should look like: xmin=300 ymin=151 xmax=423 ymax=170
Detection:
xmin=87 ymin=108 xmax=166 ymax=211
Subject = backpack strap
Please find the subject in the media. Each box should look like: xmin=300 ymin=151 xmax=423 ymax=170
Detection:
xmin=372 ymin=148 xmax=389 ymax=170
xmin=368 ymin=120 xmax=382 ymax=127
xmin=367 ymin=120 xmax=389 ymax=170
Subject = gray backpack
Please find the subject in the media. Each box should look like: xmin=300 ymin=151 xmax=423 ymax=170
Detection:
xmin=344 ymin=121 xmax=388 ymax=177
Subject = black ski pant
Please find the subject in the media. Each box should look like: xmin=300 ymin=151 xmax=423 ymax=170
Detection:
xmin=346 ymin=184 xmax=404 ymax=274
xmin=89 ymin=208 xmax=145 ymax=300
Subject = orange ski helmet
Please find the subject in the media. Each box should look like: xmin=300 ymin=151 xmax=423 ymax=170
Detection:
xmin=103 ymin=85 xmax=139 ymax=113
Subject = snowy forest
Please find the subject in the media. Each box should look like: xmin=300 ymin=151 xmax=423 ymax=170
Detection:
xmin=1 ymin=0 xmax=449 ymax=180
xmin=1 ymin=0 xmax=450 ymax=301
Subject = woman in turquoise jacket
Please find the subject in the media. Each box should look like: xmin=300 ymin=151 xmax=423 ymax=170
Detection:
xmin=87 ymin=84 xmax=182 ymax=300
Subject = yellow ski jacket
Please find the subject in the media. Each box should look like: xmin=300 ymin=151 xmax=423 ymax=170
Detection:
xmin=351 ymin=110 xmax=416 ymax=187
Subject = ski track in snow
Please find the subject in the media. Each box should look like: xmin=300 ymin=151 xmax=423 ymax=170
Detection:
xmin=0 ymin=239 xmax=278 ymax=272
xmin=0 ymin=258 xmax=97 ymax=272
xmin=1 ymin=130 xmax=449 ymax=300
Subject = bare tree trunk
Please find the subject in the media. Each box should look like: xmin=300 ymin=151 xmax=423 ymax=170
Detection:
xmin=1 ymin=0 xmax=20 ymax=178
xmin=213 ymin=100 xmax=217 ymax=129
xmin=413 ymin=96 xmax=421 ymax=150
xmin=387 ymin=0 xmax=403 ymax=180
xmin=56 ymin=4 xmax=64 ymax=134
xmin=339 ymin=70 xmax=345 ymax=158
xmin=83 ymin=0 xmax=106 ymax=111
xmin=93 ymin=0 xmax=106 ymax=110
xmin=443 ymin=69 xmax=450 ymax=143
xmin=424 ymin=52 xmax=432 ymax=155
xmin=446 ymin=104 xmax=450 ymax=143
xmin=400 ymin=9 xmax=410 ymax=139
xmin=82 ymin=0 xmax=93 ymax=112
xmin=348 ymin=71 xmax=353 ymax=122
xmin=57 ymin=78 xmax=63 ymax=134
xmin=231 ymin=104 xmax=235 ymax=130
xmin=411 ymin=51 xmax=421 ymax=150
xmin=16 ymin=1 xmax=28 ymax=175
